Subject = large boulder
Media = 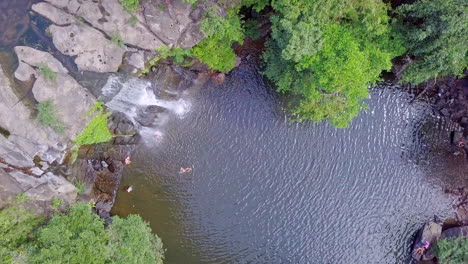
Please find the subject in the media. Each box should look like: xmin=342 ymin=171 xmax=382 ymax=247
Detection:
xmin=33 ymin=0 xmax=164 ymax=50
xmin=14 ymin=46 xmax=95 ymax=143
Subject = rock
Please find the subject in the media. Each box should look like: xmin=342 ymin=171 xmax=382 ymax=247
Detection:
xmin=141 ymin=0 xmax=204 ymax=48
xmin=14 ymin=46 xmax=68 ymax=81
xmin=451 ymin=131 xmax=464 ymax=145
xmin=126 ymin=52 xmax=145 ymax=71
xmin=456 ymin=204 xmax=468 ymax=224
xmin=440 ymin=226 xmax=468 ymax=239
xmin=35 ymin=0 xmax=164 ymax=50
xmin=48 ymin=24 xmax=125 ymax=72
xmin=31 ymin=2 xmax=76 ymax=26
xmin=14 ymin=47 xmax=96 ymax=141
xmin=412 ymin=222 xmax=442 ymax=261
xmin=1 ymin=59 xmax=63 ymax=164
xmin=0 ymin=168 xmax=76 ymax=211
xmin=421 ymin=222 xmax=442 ymax=242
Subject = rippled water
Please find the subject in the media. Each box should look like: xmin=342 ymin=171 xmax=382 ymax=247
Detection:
xmin=112 ymin=64 xmax=465 ymax=264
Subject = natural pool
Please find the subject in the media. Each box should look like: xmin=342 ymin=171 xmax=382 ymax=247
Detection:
xmin=112 ymin=62 xmax=466 ymax=263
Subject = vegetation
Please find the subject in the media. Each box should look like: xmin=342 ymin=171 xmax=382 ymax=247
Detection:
xmin=119 ymin=0 xmax=139 ymax=13
xmin=395 ymin=0 xmax=468 ymax=85
xmin=262 ymin=0 xmax=405 ymax=127
xmin=111 ymin=32 xmax=125 ymax=47
xmin=191 ymin=9 xmax=244 ymax=72
xmin=74 ymin=180 xmax=86 ymax=195
xmin=0 ymin=196 xmax=43 ymax=263
xmin=71 ymin=102 xmax=113 ymax=163
xmin=0 ymin=202 xmax=167 ymax=264
xmin=74 ymin=102 xmax=113 ymax=146
xmin=38 ymin=64 xmax=57 ymax=84
xmin=36 ymin=99 xmax=65 ymax=135
xmin=435 ymin=237 xmax=468 ymax=264
xmin=136 ymin=0 xmax=466 ymax=127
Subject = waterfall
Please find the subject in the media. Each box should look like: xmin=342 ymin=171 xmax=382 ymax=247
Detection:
xmin=99 ymin=75 xmax=191 ymax=140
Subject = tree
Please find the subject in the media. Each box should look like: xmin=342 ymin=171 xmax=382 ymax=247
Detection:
xmin=263 ymin=0 xmax=405 ymax=127
xmin=396 ymin=0 xmax=468 ymax=84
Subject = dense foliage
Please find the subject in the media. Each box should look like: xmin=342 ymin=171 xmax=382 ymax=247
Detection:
xmin=36 ymin=99 xmax=65 ymax=135
xmin=395 ymin=0 xmax=468 ymax=84
xmin=191 ymin=9 xmax=244 ymax=72
xmin=0 ymin=201 xmax=164 ymax=264
xmin=0 ymin=197 xmax=43 ymax=263
xmin=435 ymin=237 xmax=468 ymax=264
xmin=263 ymin=0 xmax=405 ymax=127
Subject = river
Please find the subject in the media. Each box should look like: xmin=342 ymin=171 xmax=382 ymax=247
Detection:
xmin=111 ymin=62 xmax=465 ymax=264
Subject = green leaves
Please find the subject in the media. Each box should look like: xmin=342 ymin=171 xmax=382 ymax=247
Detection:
xmin=1 ymin=202 xmax=165 ymax=264
xmin=263 ymin=0 xmax=404 ymax=127
xmin=74 ymin=102 xmax=112 ymax=146
xmin=191 ymin=9 xmax=244 ymax=72
xmin=396 ymin=0 xmax=468 ymax=84
xmin=435 ymin=237 xmax=468 ymax=264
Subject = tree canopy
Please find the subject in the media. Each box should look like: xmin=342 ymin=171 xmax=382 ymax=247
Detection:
xmin=395 ymin=0 xmax=468 ymax=84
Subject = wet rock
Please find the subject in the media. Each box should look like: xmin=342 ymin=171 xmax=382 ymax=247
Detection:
xmin=125 ymin=51 xmax=145 ymax=73
xmin=136 ymin=105 xmax=167 ymax=127
xmin=48 ymin=24 xmax=125 ymax=72
xmin=440 ymin=108 xmax=450 ymax=117
xmin=440 ymin=226 xmax=468 ymax=239
xmin=451 ymin=131 xmax=464 ymax=145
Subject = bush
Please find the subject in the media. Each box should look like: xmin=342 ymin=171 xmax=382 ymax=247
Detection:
xmin=0 ymin=201 xmax=165 ymax=264
xmin=0 ymin=198 xmax=43 ymax=263
xmin=435 ymin=237 xmax=468 ymax=264
xmin=36 ymin=99 xmax=65 ymax=135
xmin=108 ymin=215 xmax=164 ymax=264
xmin=191 ymin=9 xmax=244 ymax=72
xmin=396 ymin=0 xmax=468 ymax=84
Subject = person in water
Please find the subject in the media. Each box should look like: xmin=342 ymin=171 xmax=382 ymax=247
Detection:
xmin=179 ymin=167 xmax=192 ymax=173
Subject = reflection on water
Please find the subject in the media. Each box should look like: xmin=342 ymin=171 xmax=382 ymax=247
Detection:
xmin=112 ymin=63 xmax=466 ymax=263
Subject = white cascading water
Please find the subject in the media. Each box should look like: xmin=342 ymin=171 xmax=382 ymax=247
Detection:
xmin=100 ymin=75 xmax=191 ymax=140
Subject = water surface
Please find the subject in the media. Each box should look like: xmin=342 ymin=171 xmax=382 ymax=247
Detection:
xmin=112 ymin=63 xmax=466 ymax=264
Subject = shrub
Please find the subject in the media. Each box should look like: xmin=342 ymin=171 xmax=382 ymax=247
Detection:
xmin=74 ymin=180 xmax=86 ymax=195
xmin=0 ymin=197 xmax=43 ymax=263
xmin=435 ymin=237 xmax=468 ymax=264
xmin=36 ymin=99 xmax=65 ymax=135
xmin=396 ymin=0 xmax=468 ymax=84
xmin=119 ymin=0 xmax=139 ymax=13
xmin=108 ymin=215 xmax=165 ymax=264
xmin=38 ymin=63 xmax=57 ymax=83
xmin=28 ymin=203 xmax=164 ymax=264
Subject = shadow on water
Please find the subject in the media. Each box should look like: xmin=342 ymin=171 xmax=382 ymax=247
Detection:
xmin=112 ymin=62 xmax=467 ymax=264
